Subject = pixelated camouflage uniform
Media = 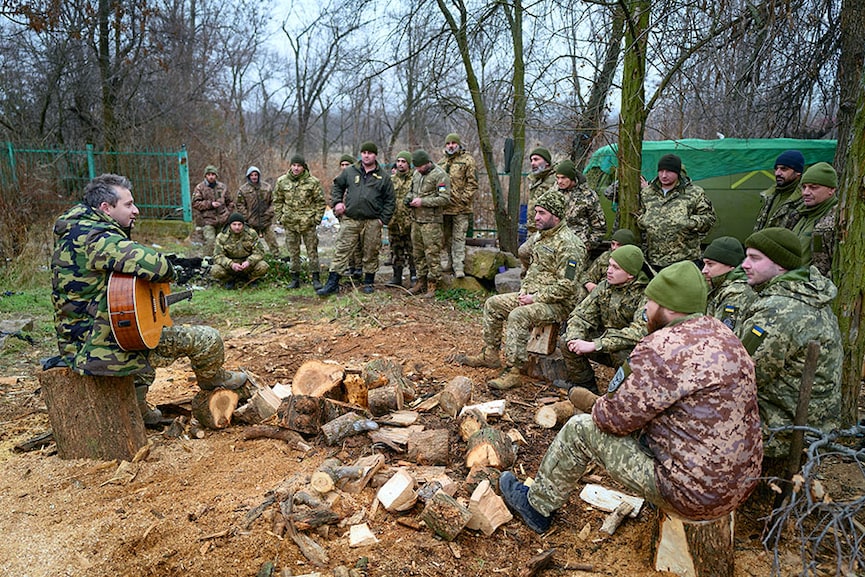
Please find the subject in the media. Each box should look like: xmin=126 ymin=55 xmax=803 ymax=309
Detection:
xmin=389 ymin=169 xmax=415 ymax=270
xmin=705 ymin=266 xmax=754 ymax=330
xmin=192 ymin=178 xmax=231 ymax=255
xmin=230 ymin=176 xmax=279 ymax=254
xmin=753 ymin=179 xmax=802 ymax=232
xmin=529 ymin=314 xmax=762 ymax=521
xmin=439 ymin=148 xmax=478 ymax=275
xmin=579 ymin=248 xmax=613 ymax=289
xmin=788 ymin=196 xmax=838 ymax=278
xmin=561 ymin=274 xmax=649 ymax=385
xmin=409 ymin=164 xmax=450 ymax=282
xmin=517 ymin=168 xmax=557 ymax=271
xmin=211 ymin=226 xmax=269 ymax=283
xmin=51 ymin=203 xmax=227 ymax=383
xmin=735 ymin=266 xmax=842 ymax=458
xmin=561 ymin=182 xmax=607 ymax=251
xmin=274 ymin=169 xmax=326 ymax=274
xmin=636 ymin=177 xmax=716 ymax=268
xmin=483 ymin=221 xmax=586 ymax=368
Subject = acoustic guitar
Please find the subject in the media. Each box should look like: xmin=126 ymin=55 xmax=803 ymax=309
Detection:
xmin=107 ymin=272 xmax=193 ymax=351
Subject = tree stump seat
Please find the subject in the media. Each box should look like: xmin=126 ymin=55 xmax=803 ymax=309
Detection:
xmin=652 ymin=508 xmax=735 ymax=577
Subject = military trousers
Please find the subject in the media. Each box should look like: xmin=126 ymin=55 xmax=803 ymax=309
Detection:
xmin=388 ymin=224 xmax=414 ymax=270
xmin=528 ymin=413 xmax=670 ymax=516
xmin=411 ymin=222 xmax=443 ymax=282
xmin=285 ymin=227 xmax=320 ymax=273
xmin=134 ymin=325 xmax=225 ymax=387
xmin=443 ymin=213 xmax=471 ymax=274
xmin=200 ymin=224 xmax=219 ymax=256
xmin=559 ymin=335 xmax=632 ymax=388
xmin=330 ymin=217 xmax=382 ymax=275
xmin=255 ymin=225 xmax=281 ymax=257
xmin=210 ymin=260 xmax=269 ymax=283
xmin=483 ymin=293 xmax=569 ymax=368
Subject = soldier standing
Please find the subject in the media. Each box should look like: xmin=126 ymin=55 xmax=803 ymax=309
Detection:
xmin=405 ymin=150 xmax=450 ymax=298
xmin=788 ymin=162 xmax=839 ymax=277
xmin=386 ymin=151 xmax=416 ymax=287
xmin=439 ymin=133 xmax=478 ymax=278
xmin=191 ymin=165 xmax=230 ymax=256
xmin=555 ymin=160 xmax=606 ymax=252
xmin=517 ymin=147 xmax=558 ymax=273
xmin=231 ymin=166 xmax=278 ymax=255
xmin=273 ymin=155 xmax=326 ymax=290
xmin=753 ymin=150 xmax=804 ymax=232
xmin=210 ymin=213 xmax=269 ymax=289
xmin=335 ymin=154 xmax=363 ymax=279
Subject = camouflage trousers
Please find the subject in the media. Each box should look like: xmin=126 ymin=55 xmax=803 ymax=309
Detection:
xmin=285 ymin=227 xmax=320 ymax=273
xmin=443 ymin=213 xmax=471 ymax=274
xmin=483 ymin=293 xmax=570 ymax=367
xmin=331 ymin=217 xmax=382 ymax=275
xmin=134 ymin=325 xmax=225 ymax=387
xmin=412 ymin=222 xmax=443 ymax=282
xmin=254 ymin=225 xmax=281 ymax=257
xmin=389 ymin=224 xmax=414 ymax=269
xmin=210 ymin=260 xmax=269 ymax=283
xmin=528 ymin=413 xmax=670 ymax=516
xmin=560 ymin=335 xmax=632 ymax=387
xmin=200 ymin=224 xmax=219 ymax=256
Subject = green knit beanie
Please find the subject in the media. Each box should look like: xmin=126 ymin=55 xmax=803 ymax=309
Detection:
xmin=801 ymin=161 xmax=838 ymax=188
xmin=445 ymin=133 xmax=461 ymax=145
xmin=555 ymin=159 xmax=577 ymax=181
xmin=534 ymin=189 xmax=567 ymax=219
xmin=745 ymin=227 xmax=803 ymax=271
xmin=529 ymin=147 xmax=552 ymax=164
xmin=227 ymin=212 xmax=245 ymax=225
xmin=339 ymin=154 xmax=355 ymax=164
xmin=610 ymin=245 xmax=644 ymax=277
xmin=703 ymin=236 xmax=745 ymax=267
xmin=412 ymin=149 xmax=431 ymax=167
xmin=397 ymin=150 xmax=412 ymax=164
xmin=644 ymin=261 xmax=707 ymax=314
xmin=611 ymin=228 xmax=637 ymax=246
xmin=360 ymin=141 xmax=378 ymax=154
xmin=290 ymin=154 xmax=307 ymax=169
xmin=204 ymin=165 xmax=219 ymax=177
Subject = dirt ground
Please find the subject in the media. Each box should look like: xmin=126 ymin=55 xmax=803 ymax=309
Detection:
xmin=0 ymin=285 xmax=861 ymax=577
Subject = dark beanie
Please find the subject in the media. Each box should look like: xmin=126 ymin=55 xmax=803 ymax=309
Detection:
xmin=227 ymin=212 xmax=245 ymax=225
xmin=397 ymin=150 xmax=412 ymax=164
xmin=360 ymin=141 xmax=378 ymax=154
xmin=290 ymin=154 xmax=307 ymax=169
xmin=774 ymin=150 xmax=805 ymax=174
xmin=703 ymin=236 xmax=745 ymax=267
xmin=745 ymin=227 xmax=803 ymax=271
xmin=534 ymin=189 xmax=567 ymax=219
xmin=657 ymin=154 xmax=682 ymax=175
xmin=644 ymin=261 xmax=707 ymax=314
xmin=610 ymin=245 xmax=644 ymax=277
xmin=801 ymin=161 xmax=838 ymax=188
xmin=611 ymin=228 xmax=637 ymax=246
xmin=412 ymin=149 xmax=431 ymax=167
xmin=530 ymin=147 xmax=552 ymax=164
xmin=339 ymin=154 xmax=355 ymax=164
xmin=555 ymin=159 xmax=578 ymax=181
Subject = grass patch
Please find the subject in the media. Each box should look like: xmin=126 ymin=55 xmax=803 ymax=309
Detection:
xmin=436 ymin=287 xmax=486 ymax=311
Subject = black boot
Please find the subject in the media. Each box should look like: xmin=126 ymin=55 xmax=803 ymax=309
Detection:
xmin=362 ymin=272 xmax=375 ymax=294
xmin=311 ymin=272 xmax=322 ymax=291
xmin=316 ymin=272 xmax=341 ymax=296
xmin=409 ymin=267 xmax=418 ymax=284
xmin=351 ymin=267 xmax=363 ymax=281
xmin=386 ymin=266 xmax=403 ymax=287
xmin=287 ymin=272 xmax=301 ymax=289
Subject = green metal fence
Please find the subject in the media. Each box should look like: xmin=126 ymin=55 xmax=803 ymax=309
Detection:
xmin=0 ymin=143 xmax=192 ymax=221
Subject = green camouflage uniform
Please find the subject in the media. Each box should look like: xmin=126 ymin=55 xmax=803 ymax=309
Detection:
xmin=579 ymin=248 xmax=613 ymax=288
xmin=51 ymin=204 xmax=227 ymax=383
xmin=561 ymin=183 xmax=607 ymax=251
xmin=636 ymin=178 xmax=716 ymax=267
xmin=482 ymin=221 xmax=586 ymax=367
xmin=389 ymin=170 xmax=415 ymax=270
xmin=705 ymin=267 xmax=754 ymax=330
xmin=192 ymin=178 xmax=231 ymax=255
xmin=518 ymin=168 xmax=557 ymax=270
xmin=211 ymin=226 xmax=269 ymax=283
xmin=529 ymin=315 xmax=762 ymax=521
xmin=273 ymin=169 xmax=326 ymax=274
xmin=561 ymin=274 xmax=649 ymax=385
xmin=753 ymin=179 xmax=802 ymax=232
xmin=735 ymin=267 xmax=842 ymax=458
xmin=439 ymin=148 xmax=478 ymax=275
xmin=230 ymin=178 xmax=278 ymax=254
xmin=788 ymin=196 xmax=838 ymax=278
xmin=409 ymin=165 xmax=451 ymax=282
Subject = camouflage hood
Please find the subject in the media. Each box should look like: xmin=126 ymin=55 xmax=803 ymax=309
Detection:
xmin=755 ymin=266 xmax=836 ymax=310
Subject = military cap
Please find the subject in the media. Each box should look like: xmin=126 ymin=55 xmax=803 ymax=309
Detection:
xmin=412 ymin=150 xmax=431 ymax=167
xmin=555 ymin=159 xmax=578 ymax=181
xmin=397 ymin=151 xmax=413 ymax=164
xmin=339 ymin=154 xmax=355 ymax=164
xmin=445 ymin=133 xmax=461 ymax=145
xmin=657 ymin=154 xmax=682 ymax=175
xmin=611 ymin=228 xmax=637 ymax=246
xmin=227 ymin=212 xmax=245 ymax=225
xmin=290 ymin=155 xmax=307 ymax=169
xmin=204 ymin=165 xmax=219 ymax=176
xmin=775 ymin=150 xmax=805 ymax=173
xmin=360 ymin=141 xmax=378 ymax=154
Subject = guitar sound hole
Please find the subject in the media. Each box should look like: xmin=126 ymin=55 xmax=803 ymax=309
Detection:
xmin=158 ymin=291 xmax=167 ymax=315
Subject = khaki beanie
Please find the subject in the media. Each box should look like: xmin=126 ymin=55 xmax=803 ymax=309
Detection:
xmin=555 ymin=159 xmax=578 ymax=181
xmin=534 ymin=189 xmax=567 ymax=219
xmin=745 ymin=227 xmax=803 ymax=271
xmin=396 ymin=150 xmax=412 ymax=164
xmin=801 ymin=162 xmax=838 ymax=188
xmin=445 ymin=133 xmax=461 ymax=145
xmin=412 ymin=149 xmax=431 ymax=167
xmin=339 ymin=154 xmax=355 ymax=164
xmin=610 ymin=245 xmax=644 ymax=277
xmin=611 ymin=228 xmax=637 ymax=246
xmin=529 ymin=147 xmax=552 ymax=164
xmin=644 ymin=261 xmax=707 ymax=314
xmin=290 ymin=154 xmax=307 ymax=169
xmin=703 ymin=236 xmax=745 ymax=267
xmin=204 ymin=165 xmax=219 ymax=177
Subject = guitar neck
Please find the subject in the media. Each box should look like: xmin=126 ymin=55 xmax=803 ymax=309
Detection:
xmin=165 ymin=290 xmax=193 ymax=306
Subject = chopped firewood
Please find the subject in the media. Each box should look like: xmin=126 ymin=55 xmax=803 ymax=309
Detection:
xmin=242 ymin=425 xmax=312 ymax=452
xmin=341 ymin=454 xmax=386 ymax=494
xmin=291 ymin=360 xmax=345 ymax=397
xmin=281 ymin=492 xmax=329 ymax=567
xmin=654 ymin=509 xmax=734 ymax=577
xmin=465 ymin=465 xmax=502 ymax=495
xmin=419 ymin=491 xmax=472 ymax=541
xmin=234 ymin=385 xmax=282 ymax=424
xmin=320 ymin=411 xmax=378 ymax=446
xmin=447 ymin=541 xmax=461 ymax=558
xmin=192 ymin=388 xmax=239 ymax=429
xmin=458 ymin=408 xmax=487 ymax=442
xmin=367 ymin=385 xmax=403 ymax=416
xmin=519 ymin=548 xmax=556 ymax=577
xmin=526 ymin=323 xmax=559 ymax=355
xmin=163 ymin=416 xmax=188 ymax=439
xmin=534 ymin=400 xmax=575 ymax=429
xmin=342 ymin=373 xmax=368 ymax=408
xmin=310 ymin=458 xmax=364 ymax=494
xmin=439 ymin=376 xmax=473 ymax=418
xmin=412 ymin=392 xmax=440 ymax=412
xmin=466 ymin=479 xmax=512 ymax=536
xmin=362 ymin=358 xmax=415 ymax=401
xmin=376 ymin=410 xmax=419 ymax=427
xmin=368 ymin=424 xmax=424 ymax=451
xmin=600 ymin=501 xmax=634 ymax=535
xmin=396 ymin=516 xmax=423 ymax=530
xmin=465 ymin=427 xmax=516 ymax=470
xmin=348 ymin=523 xmax=379 ymax=547
xmin=506 ymin=428 xmax=527 ymax=445
xmin=458 ymin=399 xmax=506 ymax=419
xmin=376 ymin=468 xmax=417 ymax=512
xmin=406 ymin=429 xmax=449 ymax=466
xmin=291 ymin=507 xmax=340 ymax=531
xmin=579 ymin=484 xmax=643 ymax=516
xmin=410 ymin=466 xmax=448 ymax=484
xmin=277 ymin=395 xmax=368 ymax=436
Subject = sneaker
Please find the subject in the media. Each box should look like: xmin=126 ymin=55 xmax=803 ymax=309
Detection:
xmin=499 ymin=472 xmax=551 ymax=533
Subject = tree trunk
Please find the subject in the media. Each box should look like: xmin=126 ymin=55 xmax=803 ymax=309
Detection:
xmin=834 ymin=0 xmax=865 ymax=168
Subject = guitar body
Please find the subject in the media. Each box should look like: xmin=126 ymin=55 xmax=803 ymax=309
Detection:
xmin=107 ymin=273 xmax=191 ymax=351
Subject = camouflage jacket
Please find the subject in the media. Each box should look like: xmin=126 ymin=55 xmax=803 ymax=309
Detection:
xmin=789 ymin=196 xmax=838 ymax=278
xmin=735 ymin=267 xmax=842 ymax=458
xmin=51 ymin=203 xmax=175 ymax=376
xmin=565 ymin=274 xmax=649 ymax=353
xmin=231 ymin=179 xmax=274 ymax=231
xmin=593 ymin=314 xmax=762 ymax=520
xmin=409 ymin=164 xmax=451 ymax=224
xmin=439 ymin=148 xmax=478 ymax=215
xmin=522 ymin=220 xmax=587 ymax=309
xmin=192 ymin=179 xmax=231 ymax=226
xmin=561 ymin=183 xmax=607 ymax=250
xmin=753 ymin=179 xmax=802 ymax=232
xmin=525 ymin=168 xmax=557 ymax=233
xmin=636 ymin=178 xmax=716 ymax=267
xmin=273 ymin=169 xmax=326 ymax=233
xmin=579 ymin=248 xmax=612 ymax=287
xmin=389 ymin=170 xmax=414 ymax=234
xmin=706 ymin=267 xmax=754 ymax=329
xmin=213 ymin=226 xmax=266 ymax=269
xmin=331 ymin=162 xmax=395 ymax=224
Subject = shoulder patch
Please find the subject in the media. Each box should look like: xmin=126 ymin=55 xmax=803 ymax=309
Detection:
xmin=740 ymin=324 xmax=767 ymax=356
xmin=606 ymin=360 xmax=632 ymax=394
xmin=565 ymin=259 xmax=578 ymax=280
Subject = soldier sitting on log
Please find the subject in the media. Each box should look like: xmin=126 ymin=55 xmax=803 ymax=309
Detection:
xmin=50 ymin=173 xmax=247 ymax=425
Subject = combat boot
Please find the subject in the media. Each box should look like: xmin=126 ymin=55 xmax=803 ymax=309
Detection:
xmin=198 ymin=369 xmax=248 ymax=391
xmin=488 ymin=367 xmax=523 ymax=390
xmin=287 ymin=272 xmax=301 ymax=289
xmin=421 ymin=280 xmax=437 ymax=299
xmin=316 ymin=272 xmax=341 ymax=296
xmin=135 ymin=385 xmax=162 ymax=426
xmin=407 ymin=276 xmax=428 ymax=295
xmin=409 ymin=267 xmax=418 ymax=284
xmin=362 ymin=272 xmax=375 ymax=294
xmin=567 ymin=386 xmax=599 ymax=413
xmin=457 ymin=346 xmax=502 ymax=369
xmin=311 ymin=272 xmax=322 ymax=291
xmin=386 ymin=266 xmax=403 ymax=287
xmin=351 ymin=268 xmax=363 ymax=281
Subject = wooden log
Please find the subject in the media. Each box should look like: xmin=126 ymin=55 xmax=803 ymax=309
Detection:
xmin=39 ymin=368 xmax=147 ymax=461
xmin=526 ymin=323 xmax=559 ymax=355
xmin=419 ymin=491 xmax=472 ymax=541
xmin=417 ymin=473 xmax=457 ymax=503
xmin=13 ymin=431 xmax=54 ymax=453
xmin=281 ymin=493 xmax=329 ymax=567
xmin=310 ymin=458 xmax=365 ymax=494
xmin=233 ymin=385 xmax=282 ymax=424
xmin=600 ymin=501 xmax=635 ymax=535
xmin=465 ymin=465 xmax=502 ymax=496
xmin=406 ymin=429 xmax=449 ymax=466
xmin=341 ymin=454 xmax=386 ymax=494
xmin=465 ymin=427 xmax=516 ymax=470
xmin=376 ymin=410 xmax=419 ymax=427
xmin=242 ymin=425 xmax=313 ymax=452
xmin=192 ymin=388 xmax=239 ymax=429
xmin=519 ymin=548 xmax=556 ymax=577
xmin=320 ymin=411 xmax=378 ymax=446
xmin=367 ymin=385 xmax=403 ymax=417
xmin=459 ymin=408 xmax=487 ymax=442
xmin=343 ymin=373 xmax=368 ymax=408
xmin=439 ymin=376 xmax=473 ymax=418
xmin=578 ymin=484 xmax=643 ymax=517
xmin=524 ymin=349 xmax=568 ymax=383
xmin=276 ymin=395 xmax=366 ymax=436
xmin=412 ymin=392 xmax=440 ymax=412
xmin=458 ymin=399 xmax=507 ymax=419
xmin=376 ymin=468 xmax=417 ymax=512
xmin=534 ymin=400 xmax=575 ymax=429
xmin=653 ymin=509 xmax=735 ymax=577
xmin=348 ymin=523 xmax=379 ymax=547
xmin=466 ymin=479 xmax=512 ymax=536
xmin=291 ymin=359 xmax=345 ymax=397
